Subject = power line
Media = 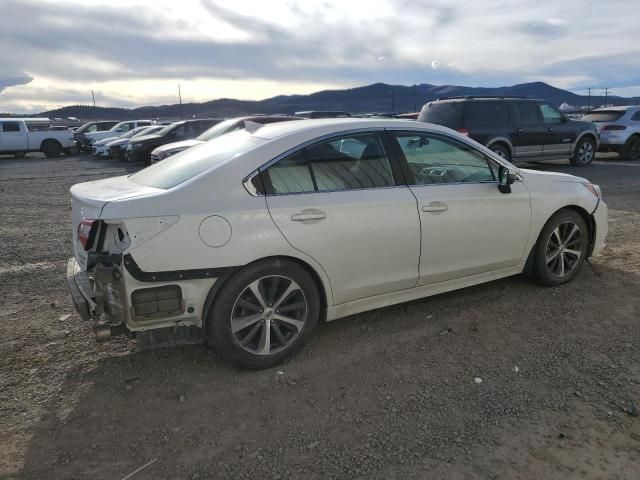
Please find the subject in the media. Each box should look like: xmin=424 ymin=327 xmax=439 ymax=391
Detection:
xmin=602 ymin=87 xmax=611 ymax=107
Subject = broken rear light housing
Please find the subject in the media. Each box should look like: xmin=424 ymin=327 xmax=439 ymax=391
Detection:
xmin=77 ymin=219 xmax=98 ymax=250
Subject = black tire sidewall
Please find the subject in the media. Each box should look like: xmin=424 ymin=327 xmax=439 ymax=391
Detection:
xmin=571 ymin=138 xmax=595 ymax=166
xmin=490 ymin=144 xmax=510 ymax=161
xmin=622 ymin=136 xmax=640 ymax=161
xmin=42 ymin=141 xmax=62 ymax=158
xmin=531 ymin=210 xmax=589 ymax=286
xmin=207 ymin=259 xmax=321 ymax=369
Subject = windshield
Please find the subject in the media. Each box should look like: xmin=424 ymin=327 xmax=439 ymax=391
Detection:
xmin=582 ymin=111 xmax=626 ymax=122
xmin=132 ymin=126 xmax=159 ymax=138
xmin=129 ymin=129 xmax=265 ymax=189
xmin=157 ymin=122 xmax=182 ymax=136
xmin=197 ymin=119 xmax=240 ymax=141
xmin=109 ymin=121 xmax=127 ymax=132
xmin=121 ymin=127 xmax=144 ymax=139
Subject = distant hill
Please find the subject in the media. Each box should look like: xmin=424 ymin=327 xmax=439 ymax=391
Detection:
xmin=36 ymin=81 xmax=639 ymax=121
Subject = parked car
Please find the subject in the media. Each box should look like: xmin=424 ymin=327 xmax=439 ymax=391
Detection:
xmin=295 ymin=111 xmax=352 ymax=118
xmin=107 ymin=126 xmax=165 ymax=161
xmin=418 ymin=96 xmax=599 ymax=166
xmin=74 ymin=121 xmax=120 ymax=151
xmin=125 ymin=119 xmax=221 ymax=163
xmin=0 ymin=118 xmax=75 ymax=158
xmin=86 ymin=120 xmax=155 ymax=144
xmin=91 ymin=126 xmax=156 ymax=157
xmin=67 ymin=118 xmax=607 ymax=369
xmin=582 ymin=106 xmax=640 ymax=160
xmin=150 ymin=115 xmax=303 ymax=163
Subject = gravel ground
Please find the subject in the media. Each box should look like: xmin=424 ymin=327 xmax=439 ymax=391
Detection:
xmin=1 ymin=152 xmax=639 ymax=480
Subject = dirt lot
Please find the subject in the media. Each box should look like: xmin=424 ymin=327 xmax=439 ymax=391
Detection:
xmin=1 ymin=152 xmax=639 ymax=480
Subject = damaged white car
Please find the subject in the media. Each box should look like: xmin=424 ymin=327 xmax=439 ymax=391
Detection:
xmin=67 ymin=118 xmax=607 ymax=369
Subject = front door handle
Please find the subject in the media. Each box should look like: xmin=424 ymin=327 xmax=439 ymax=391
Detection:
xmin=547 ymin=127 xmax=554 ymax=132
xmin=516 ymin=128 xmax=524 ymax=133
xmin=291 ymin=209 xmax=327 ymax=222
xmin=422 ymin=202 xmax=448 ymax=214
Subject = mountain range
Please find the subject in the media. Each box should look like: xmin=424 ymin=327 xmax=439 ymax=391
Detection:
xmin=24 ymin=81 xmax=640 ymax=121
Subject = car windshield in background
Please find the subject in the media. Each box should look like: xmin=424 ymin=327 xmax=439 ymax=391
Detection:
xmin=197 ymin=119 xmax=240 ymax=141
xmin=582 ymin=111 xmax=626 ymax=122
xmin=419 ymin=103 xmax=463 ymax=129
xmin=121 ymin=128 xmax=143 ymax=139
xmin=133 ymin=126 xmax=161 ymax=137
xmin=129 ymin=130 xmax=265 ymax=189
xmin=157 ymin=123 xmax=181 ymax=136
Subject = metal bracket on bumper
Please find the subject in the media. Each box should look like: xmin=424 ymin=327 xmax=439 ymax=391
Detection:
xmin=66 ymin=258 xmax=96 ymax=321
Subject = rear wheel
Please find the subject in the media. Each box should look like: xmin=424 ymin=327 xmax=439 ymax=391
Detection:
xmin=530 ymin=209 xmax=589 ymax=286
xmin=489 ymin=143 xmax=511 ymax=161
xmin=570 ymin=137 xmax=595 ymax=166
xmin=620 ymin=136 xmax=640 ymax=161
xmin=206 ymin=259 xmax=320 ymax=369
xmin=42 ymin=140 xmax=62 ymax=158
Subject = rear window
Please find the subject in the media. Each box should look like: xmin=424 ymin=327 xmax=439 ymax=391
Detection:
xmin=582 ymin=111 xmax=625 ymax=122
xmin=129 ymin=129 xmax=264 ymax=189
xmin=418 ymin=102 xmax=463 ymax=129
xmin=464 ymin=101 xmax=510 ymax=129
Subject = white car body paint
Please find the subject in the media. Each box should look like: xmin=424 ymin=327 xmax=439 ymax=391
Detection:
xmin=68 ymin=118 xmax=607 ymax=335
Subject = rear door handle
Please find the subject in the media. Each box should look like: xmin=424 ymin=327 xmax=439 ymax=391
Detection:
xmin=516 ymin=128 xmax=524 ymax=133
xmin=422 ymin=202 xmax=448 ymax=214
xmin=291 ymin=210 xmax=327 ymax=222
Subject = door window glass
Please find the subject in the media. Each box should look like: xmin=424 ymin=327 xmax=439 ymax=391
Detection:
xmin=465 ymin=102 xmax=510 ymax=129
xmin=264 ymin=133 xmax=395 ymax=194
xmin=518 ymin=102 xmax=540 ymax=125
xmin=539 ymin=103 xmax=562 ymax=124
xmin=394 ymin=133 xmax=494 ymax=185
xmin=1 ymin=122 xmax=21 ymax=132
xmin=631 ymin=111 xmax=640 ymax=121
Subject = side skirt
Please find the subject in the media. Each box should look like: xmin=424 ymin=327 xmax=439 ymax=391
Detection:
xmin=326 ymin=264 xmax=525 ymax=321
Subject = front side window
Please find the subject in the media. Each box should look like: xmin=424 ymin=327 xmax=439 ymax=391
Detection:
xmin=393 ymin=132 xmax=495 ymax=185
xmin=539 ymin=102 xmax=562 ymax=124
xmin=263 ymin=133 xmax=395 ymax=194
xmin=1 ymin=122 xmax=21 ymax=133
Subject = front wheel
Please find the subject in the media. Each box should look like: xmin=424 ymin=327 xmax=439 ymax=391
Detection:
xmin=206 ymin=259 xmax=321 ymax=369
xmin=489 ymin=143 xmax=511 ymax=161
xmin=530 ymin=210 xmax=589 ymax=286
xmin=570 ymin=137 xmax=595 ymax=166
xmin=42 ymin=141 xmax=63 ymax=158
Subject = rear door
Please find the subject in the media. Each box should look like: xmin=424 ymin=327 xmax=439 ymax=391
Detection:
xmin=538 ymin=102 xmax=573 ymax=156
xmin=264 ymin=131 xmax=421 ymax=305
xmin=0 ymin=121 xmax=28 ymax=151
xmin=464 ymin=101 xmax=511 ymax=146
xmin=512 ymin=102 xmax=546 ymax=158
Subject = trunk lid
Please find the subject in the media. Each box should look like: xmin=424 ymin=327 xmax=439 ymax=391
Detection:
xmin=70 ymin=175 xmax=163 ymax=269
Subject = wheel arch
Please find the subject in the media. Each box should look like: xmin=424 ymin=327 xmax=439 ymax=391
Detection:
xmin=201 ymin=255 xmax=331 ymax=332
xmin=486 ymin=137 xmax=513 ymax=157
xmin=525 ymin=204 xmax=595 ymax=274
xmin=40 ymin=138 xmax=63 ymax=151
xmin=572 ymin=131 xmax=598 ymax=153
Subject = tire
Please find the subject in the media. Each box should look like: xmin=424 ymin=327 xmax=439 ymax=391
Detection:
xmin=41 ymin=140 xmax=63 ymax=158
xmin=13 ymin=152 xmax=26 ymax=159
xmin=530 ymin=209 xmax=589 ymax=286
xmin=206 ymin=258 xmax=321 ymax=369
xmin=620 ymin=136 xmax=640 ymax=161
xmin=489 ymin=143 xmax=511 ymax=161
xmin=570 ymin=137 xmax=595 ymax=166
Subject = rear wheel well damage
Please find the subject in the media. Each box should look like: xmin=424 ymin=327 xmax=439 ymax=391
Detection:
xmin=200 ymin=255 xmax=329 ymax=336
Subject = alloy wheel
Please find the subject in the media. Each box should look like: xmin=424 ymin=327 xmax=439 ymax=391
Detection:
xmin=230 ymin=275 xmax=308 ymax=355
xmin=577 ymin=141 xmax=594 ymax=164
xmin=545 ymin=221 xmax=583 ymax=277
xmin=629 ymin=137 xmax=640 ymax=160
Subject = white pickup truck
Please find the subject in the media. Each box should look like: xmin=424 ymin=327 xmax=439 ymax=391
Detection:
xmin=0 ymin=118 xmax=76 ymax=158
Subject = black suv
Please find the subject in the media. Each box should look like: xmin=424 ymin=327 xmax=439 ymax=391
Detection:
xmin=126 ymin=119 xmax=221 ymax=163
xmin=418 ymin=97 xmax=598 ymax=166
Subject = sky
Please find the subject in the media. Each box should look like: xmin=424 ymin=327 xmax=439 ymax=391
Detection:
xmin=0 ymin=0 xmax=639 ymax=113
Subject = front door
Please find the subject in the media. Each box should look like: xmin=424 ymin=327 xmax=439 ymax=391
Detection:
xmin=511 ymin=101 xmax=547 ymax=159
xmin=389 ymin=130 xmax=532 ymax=285
xmin=263 ymin=131 xmax=421 ymax=305
xmin=538 ymin=102 xmax=573 ymax=156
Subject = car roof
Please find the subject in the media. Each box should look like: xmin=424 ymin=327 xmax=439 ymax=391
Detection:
xmin=249 ymin=117 xmax=451 ymax=140
xmin=593 ymin=105 xmax=638 ymax=111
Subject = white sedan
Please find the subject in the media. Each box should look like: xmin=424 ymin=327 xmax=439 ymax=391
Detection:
xmin=67 ymin=119 xmax=607 ymax=369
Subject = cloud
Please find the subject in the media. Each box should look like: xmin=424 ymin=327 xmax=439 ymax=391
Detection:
xmin=0 ymin=0 xmax=639 ymax=112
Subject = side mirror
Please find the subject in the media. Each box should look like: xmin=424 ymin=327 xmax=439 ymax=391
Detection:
xmin=498 ymin=165 xmax=516 ymax=194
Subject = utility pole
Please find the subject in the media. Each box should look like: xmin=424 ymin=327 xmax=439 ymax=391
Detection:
xmin=586 ymin=87 xmax=592 ymax=111
xmin=603 ymin=87 xmax=610 ymax=108
xmin=390 ymin=88 xmax=395 ymax=113
xmin=178 ymin=84 xmax=184 ymax=120
xmin=91 ymin=90 xmax=97 ymax=122
xmin=413 ymin=84 xmax=418 ymax=112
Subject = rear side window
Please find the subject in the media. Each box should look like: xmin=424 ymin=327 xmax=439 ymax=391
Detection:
xmin=418 ymin=102 xmax=463 ymax=129
xmin=464 ymin=102 xmax=510 ymax=129
xmin=632 ymin=111 xmax=640 ymax=121
xmin=517 ymin=102 xmax=541 ymax=126
xmin=1 ymin=122 xmax=21 ymax=132
xmin=582 ymin=111 xmax=626 ymax=122
xmin=263 ymin=133 xmax=396 ymax=194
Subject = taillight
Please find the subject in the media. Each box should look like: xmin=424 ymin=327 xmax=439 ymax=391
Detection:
xmin=77 ymin=219 xmax=96 ymax=250
xmin=601 ymin=125 xmax=626 ymax=131
xmin=457 ymin=128 xmax=469 ymax=136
